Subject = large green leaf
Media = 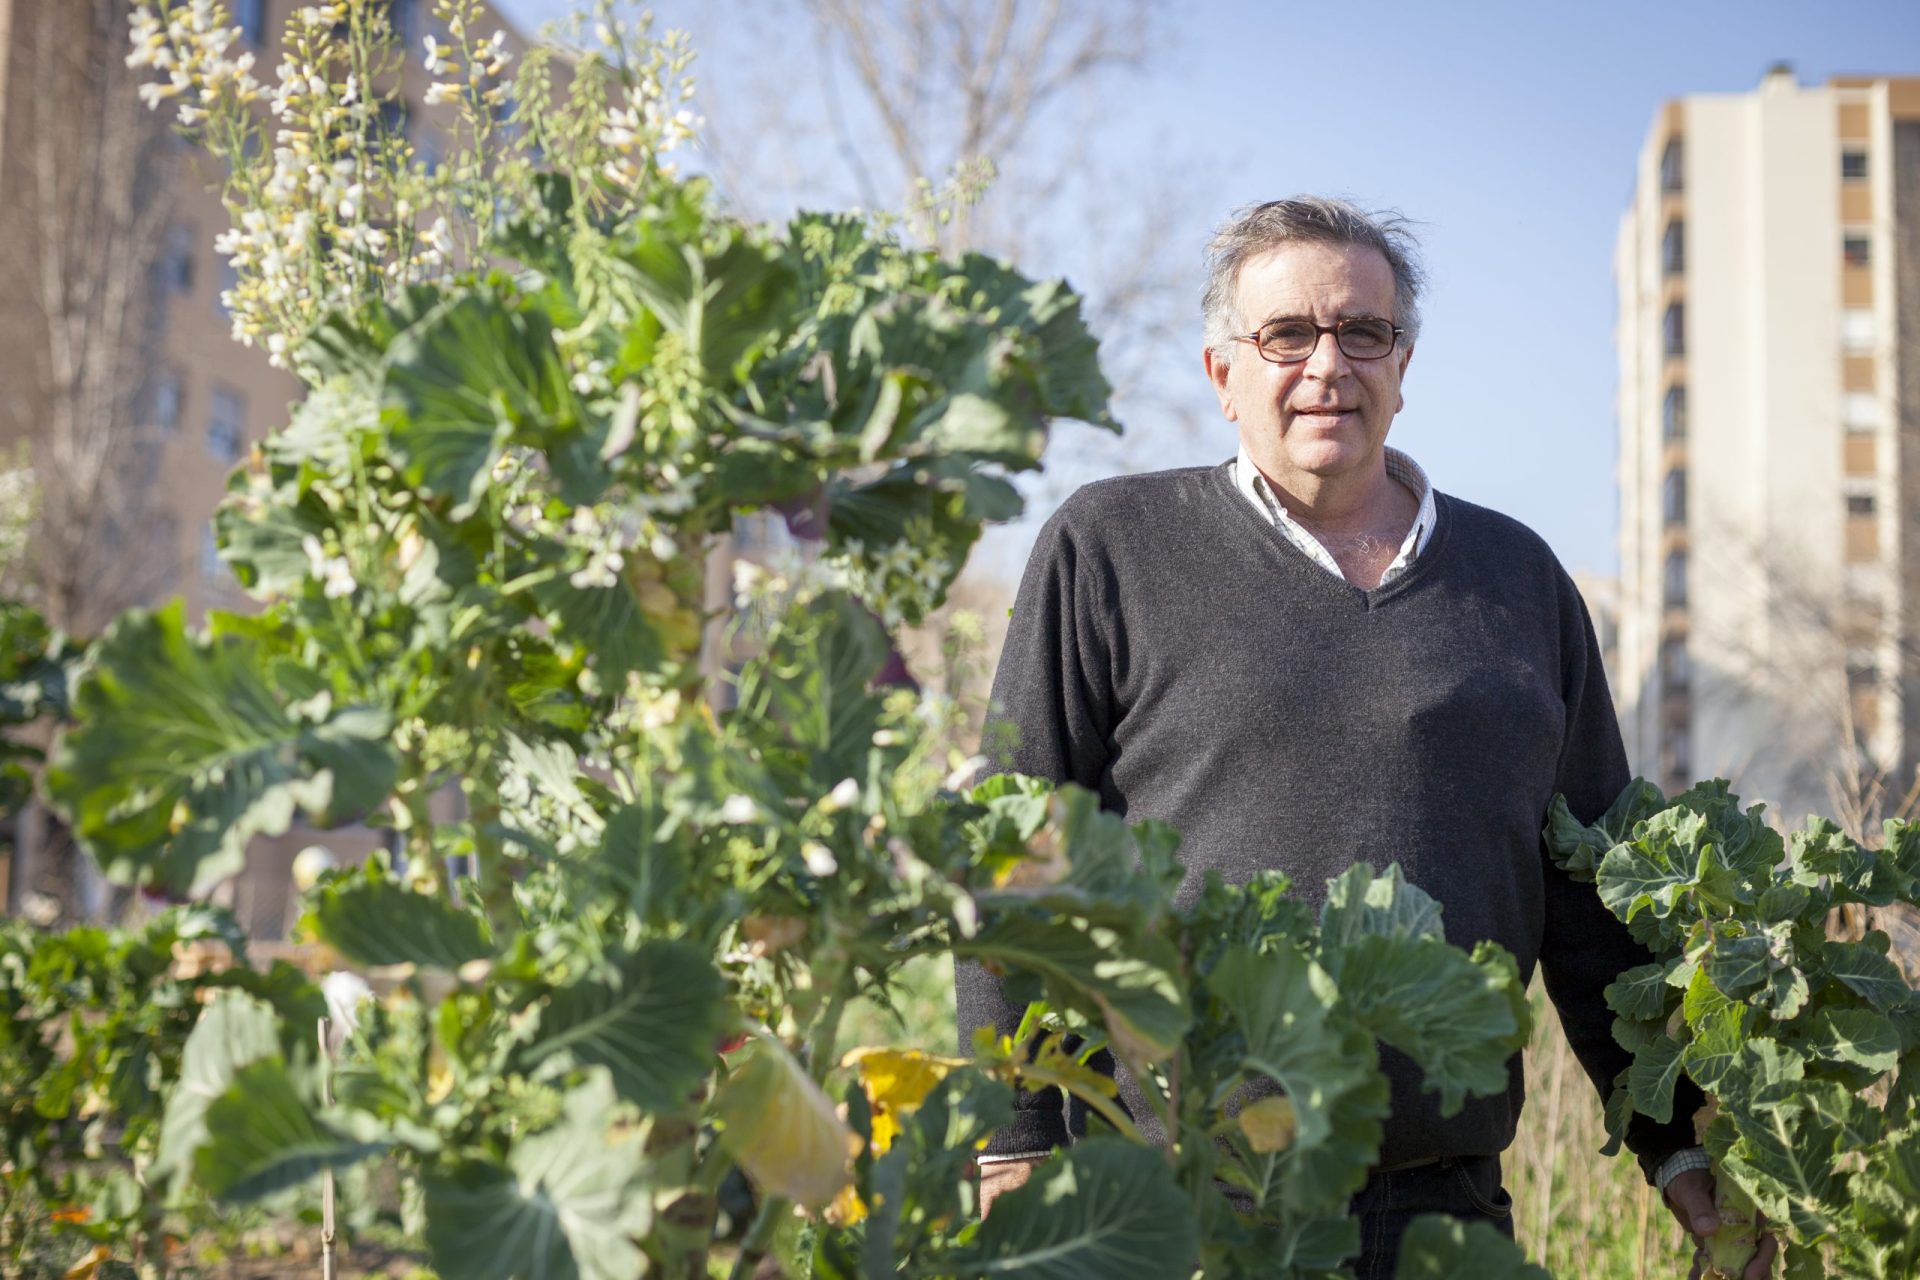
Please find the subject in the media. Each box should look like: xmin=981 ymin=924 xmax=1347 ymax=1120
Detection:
xmin=1605 ymin=961 xmax=1676 ymax=1021
xmin=196 ymin=1059 xmax=386 ymax=1202
xmin=528 ymin=570 xmax=667 ymax=689
xmin=949 ymin=1139 xmax=1194 ymax=1279
xmin=958 ymin=915 xmax=1189 ymax=1067
xmin=307 ymin=864 xmax=492 ymax=968
xmin=1206 ymin=944 xmax=1372 ymax=1152
xmin=620 ymin=216 xmax=795 ymax=377
xmin=1322 ymin=931 xmax=1523 ymax=1117
xmin=1595 ymin=809 xmax=1702 ymax=939
xmin=1318 ymin=862 xmax=1445 ymax=948
xmin=1702 ymin=932 xmax=1773 ymax=998
xmin=1823 ymin=940 xmax=1915 ymax=1013
xmin=515 ymin=939 xmax=727 ymax=1110
xmin=947 ymin=253 xmax=1117 ymax=429
xmin=151 ymin=992 xmax=281 ymax=1191
xmin=1393 ymin=1215 xmax=1552 ymax=1280
xmin=47 ymin=604 xmax=397 ymax=895
xmin=423 ymin=1073 xmax=653 ymax=1280
xmin=1627 ymin=1034 xmax=1685 ymax=1124
xmin=382 ymin=293 xmax=585 ymax=517
xmin=1542 ymin=779 xmax=1666 ymax=881
xmin=1802 ymin=1008 xmax=1901 ymax=1075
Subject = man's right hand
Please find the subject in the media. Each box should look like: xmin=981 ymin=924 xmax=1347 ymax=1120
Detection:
xmin=978 ymin=1158 xmax=1039 ymax=1217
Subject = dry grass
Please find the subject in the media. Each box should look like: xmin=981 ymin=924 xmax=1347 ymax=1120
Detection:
xmin=1508 ymin=980 xmax=1697 ymax=1280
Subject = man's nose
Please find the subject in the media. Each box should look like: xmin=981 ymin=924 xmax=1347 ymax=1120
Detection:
xmin=1300 ymin=329 xmax=1349 ymax=379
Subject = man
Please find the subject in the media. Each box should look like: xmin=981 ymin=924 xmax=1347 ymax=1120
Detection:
xmin=958 ymin=197 xmax=1776 ymax=1279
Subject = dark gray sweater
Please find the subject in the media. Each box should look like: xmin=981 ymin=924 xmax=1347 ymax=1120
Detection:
xmin=958 ymin=462 xmax=1697 ymax=1179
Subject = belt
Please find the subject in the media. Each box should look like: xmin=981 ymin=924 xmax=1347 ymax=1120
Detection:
xmin=1371 ymin=1155 xmax=1443 ymax=1174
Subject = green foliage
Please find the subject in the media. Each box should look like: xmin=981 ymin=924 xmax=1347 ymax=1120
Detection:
xmin=1548 ymin=778 xmax=1920 ymax=1277
xmin=16 ymin=8 xmax=1564 ymax=1278
xmin=0 ymin=912 xmax=322 ymax=1270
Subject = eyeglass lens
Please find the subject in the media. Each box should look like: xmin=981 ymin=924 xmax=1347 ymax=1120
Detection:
xmin=1257 ymin=318 xmax=1397 ymax=361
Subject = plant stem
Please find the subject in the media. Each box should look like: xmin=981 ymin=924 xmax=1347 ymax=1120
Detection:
xmin=727 ymin=1194 xmax=790 ymax=1280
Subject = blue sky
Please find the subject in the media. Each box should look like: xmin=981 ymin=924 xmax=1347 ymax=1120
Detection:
xmin=499 ymin=0 xmax=1920 ymax=581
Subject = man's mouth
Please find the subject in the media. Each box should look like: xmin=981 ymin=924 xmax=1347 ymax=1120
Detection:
xmin=1293 ymin=405 xmax=1354 ymax=417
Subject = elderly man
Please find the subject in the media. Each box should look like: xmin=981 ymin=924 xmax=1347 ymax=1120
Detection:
xmin=958 ymin=197 xmax=1775 ymax=1279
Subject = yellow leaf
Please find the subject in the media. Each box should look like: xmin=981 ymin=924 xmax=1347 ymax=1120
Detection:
xmin=843 ymin=1047 xmax=967 ymax=1153
xmin=1236 ymin=1096 xmax=1298 ymax=1154
xmin=63 ymin=1246 xmax=109 ymax=1280
xmin=715 ymin=1038 xmax=854 ymax=1210
xmin=824 ymin=1181 xmax=867 ymax=1226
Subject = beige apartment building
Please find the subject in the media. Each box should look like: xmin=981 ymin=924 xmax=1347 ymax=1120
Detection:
xmin=1616 ymin=67 xmax=1920 ymax=825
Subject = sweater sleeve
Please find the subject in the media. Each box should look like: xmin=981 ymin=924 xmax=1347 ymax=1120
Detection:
xmin=1539 ymin=578 xmax=1703 ymax=1184
xmin=956 ymin=508 xmax=1117 ymax=1157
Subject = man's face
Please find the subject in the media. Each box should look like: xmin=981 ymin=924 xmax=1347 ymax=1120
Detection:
xmin=1204 ymin=241 xmax=1413 ymax=492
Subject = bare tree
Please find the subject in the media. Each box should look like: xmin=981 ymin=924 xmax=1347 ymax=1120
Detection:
xmin=0 ymin=0 xmax=178 ymax=922
xmin=2 ymin=0 xmax=176 ymax=639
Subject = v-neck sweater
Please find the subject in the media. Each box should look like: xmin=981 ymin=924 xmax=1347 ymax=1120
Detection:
xmin=958 ymin=461 xmax=1698 ymax=1179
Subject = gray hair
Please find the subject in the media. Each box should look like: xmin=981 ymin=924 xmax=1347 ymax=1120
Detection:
xmin=1201 ymin=197 xmax=1426 ymax=361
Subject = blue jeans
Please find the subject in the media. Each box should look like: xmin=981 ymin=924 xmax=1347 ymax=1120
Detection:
xmin=1348 ymin=1155 xmax=1515 ymax=1280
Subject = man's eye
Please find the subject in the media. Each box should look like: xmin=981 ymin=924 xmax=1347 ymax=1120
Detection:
xmin=1263 ymin=323 xmax=1316 ymax=349
xmin=1344 ymin=321 xmax=1393 ymax=347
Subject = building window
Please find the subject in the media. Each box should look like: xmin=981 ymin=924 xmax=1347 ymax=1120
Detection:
xmin=1842 ymin=149 xmax=1869 ymax=181
xmin=1662 ymin=385 xmax=1687 ymax=439
xmin=152 ymin=371 xmax=182 ymax=435
xmin=1844 ymin=391 xmax=1881 ymax=431
xmin=200 ymin=527 xmax=230 ymax=584
xmin=1662 ymin=220 xmax=1685 ymax=276
xmin=387 ymin=0 xmax=418 ymax=45
xmin=207 ymin=387 xmax=246 ymax=463
xmin=1663 ymin=469 xmax=1687 ymax=526
xmin=1847 ymin=493 xmax=1877 ymax=516
xmin=163 ymin=224 xmax=194 ymax=293
xmin=378 ymin=99 xmax=410 ymax=142
xmin=1663 ymin=552 xmax=1687 ymax=608
xmin=1660 ymin=137 xmax=1683 ymax=193
xmin=1842 ymin=309 xmax=1876 ymax=352
xmin=232 ymin=0 xmax=265 ymax=45
xmin=1661 ymin=724 xmax=1691 ymax=782
xmin=1660 ymin=639 xmax=1690 ymax=689
xmin=1663 ymin=303 xmax=1685 ymax=358
xmin=1843 ymin=233 xmax=1871 ymax=267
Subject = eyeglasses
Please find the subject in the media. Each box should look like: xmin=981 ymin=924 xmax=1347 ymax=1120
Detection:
xmin=1233 ymin=316 xmax=1404 ymax=364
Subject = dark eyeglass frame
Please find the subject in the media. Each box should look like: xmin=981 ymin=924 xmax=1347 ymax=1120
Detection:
xmin=1232 ymin=316 xmax=1405 ymax=364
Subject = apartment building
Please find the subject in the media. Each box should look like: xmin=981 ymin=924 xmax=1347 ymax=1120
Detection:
xmin=1615 ymin=67 xmax=1920 ymax=824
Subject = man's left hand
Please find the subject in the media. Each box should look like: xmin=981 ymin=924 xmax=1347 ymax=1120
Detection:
xmin=1663 ymin=1168 xmax=1778 ymax=1280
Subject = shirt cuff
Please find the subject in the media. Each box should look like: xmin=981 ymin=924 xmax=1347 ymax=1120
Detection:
xmin=975 ymin=1151 xmax=1052 ymax=1166
xmin=1654 ymin=1145 xmax=1712 ymax=1191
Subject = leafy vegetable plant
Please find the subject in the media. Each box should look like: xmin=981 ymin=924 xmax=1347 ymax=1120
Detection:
xmin=1548 ymin=779 xmax=1920 ymax=1279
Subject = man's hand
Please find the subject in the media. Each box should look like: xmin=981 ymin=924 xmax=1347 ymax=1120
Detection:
xmin=977 ymin=1158 xmax=1038 ymax=1218
xmin=1663 ymin=1168 xmax=1778 ymax=1280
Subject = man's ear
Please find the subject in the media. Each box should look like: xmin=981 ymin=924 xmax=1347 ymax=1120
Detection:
xmin=1395 ymin=344 xmax=1413 ymax=414
xmin=1203 ymin=347 xmax=1237 ymax=421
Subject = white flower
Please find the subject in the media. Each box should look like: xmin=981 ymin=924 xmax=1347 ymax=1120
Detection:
xmin=821 ymin=777 xmax=860 ymax=814
xmin=321 ymin=970 xmax=374 ymax=1047
xmin=301 ymin=534 xmax=356 ymax=598
xmin=424 ymin=81 xmax=462 ymax=106
xmin=719 ymin=794 xmax=762 ymax=824
xmin=800 ymin=841 xmax=839 ymax=877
